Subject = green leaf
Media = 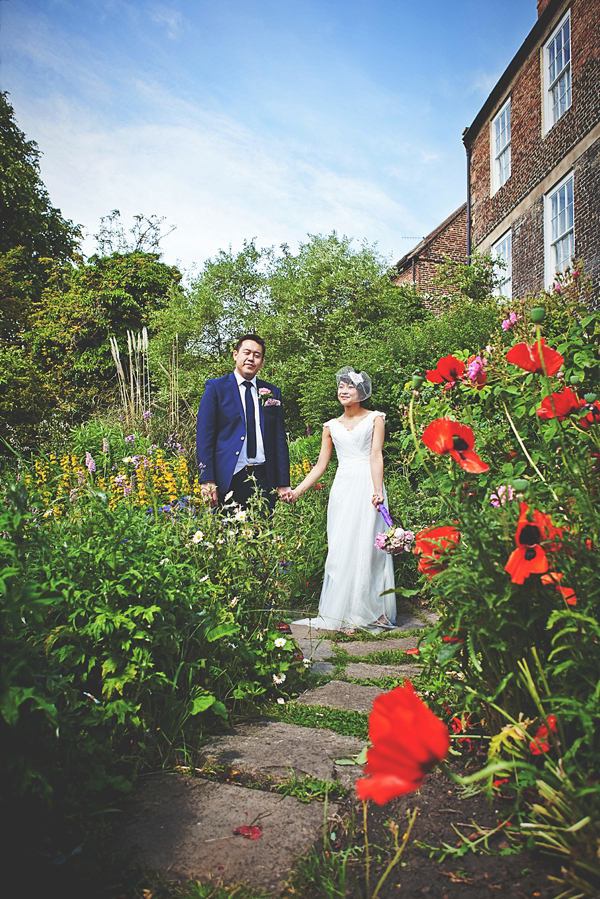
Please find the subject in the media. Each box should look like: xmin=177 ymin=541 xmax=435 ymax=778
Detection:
xmin=205 ymin=622 xmax=238 ymax=642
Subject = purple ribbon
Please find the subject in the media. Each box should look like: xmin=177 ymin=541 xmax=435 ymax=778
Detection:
xmin=377 ymin=503 xmax=393 ymax=528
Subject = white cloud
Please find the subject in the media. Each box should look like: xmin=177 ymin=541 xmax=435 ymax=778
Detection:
xmin=149 ymin=4 xmax=183 ymax=40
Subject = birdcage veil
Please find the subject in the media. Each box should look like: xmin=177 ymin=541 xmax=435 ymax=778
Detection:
xmin=335 ymin=366 xmax=372 ymax=401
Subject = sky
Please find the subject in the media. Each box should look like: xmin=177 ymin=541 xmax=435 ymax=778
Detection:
xmin=1 ymin=0 xmax=537 ymax=276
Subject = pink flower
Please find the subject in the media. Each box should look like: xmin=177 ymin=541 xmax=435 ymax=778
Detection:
xmin=85 ymin=452 xmax=96 ymax=473
xmin=375 ymin=533 xmax=388 ymax=550
xmin=258 ymin=387 xmax=272 ymax=396
xmin=102 ymin=438 xmax=109 ymax=453
xmin=490 ymin=485 xmax=515 ymax=507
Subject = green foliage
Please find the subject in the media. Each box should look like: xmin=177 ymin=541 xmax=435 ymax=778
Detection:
xmin=0 ymin=478 xmax=309 ymax=878
xmin=401 ymin=267 xmax=600 ymax=894
xmin=0 ymin=91 xmax=80 ymax=266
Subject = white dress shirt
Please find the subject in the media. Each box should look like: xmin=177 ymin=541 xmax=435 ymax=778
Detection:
xmin=233 ymin=370 xmax=266 ymax=474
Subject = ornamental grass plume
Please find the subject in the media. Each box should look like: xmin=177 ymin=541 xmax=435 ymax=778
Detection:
xmin=422 ymin=418 xmax=489 ymax=473
xmin=505 ymin=338 xmax=564 ymax=376
xmin=356 ymin=680 xmax=450 ymax=805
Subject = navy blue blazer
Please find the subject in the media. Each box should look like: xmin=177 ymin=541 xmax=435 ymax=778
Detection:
xmin=196 ymin=372 xmax=290 ymax=494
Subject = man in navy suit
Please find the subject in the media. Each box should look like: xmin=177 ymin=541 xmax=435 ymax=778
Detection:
xmin=196 ymin=334 xmax=292 ymax=511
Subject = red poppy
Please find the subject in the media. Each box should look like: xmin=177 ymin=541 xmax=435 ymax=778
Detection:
xmin=356 ymin=680 xmax=450 ymax=805
xmin=537 ymin=387 xmax=586 ymax=420
xmin=579 ymin=401 xmax=600 ymax=430
xmin=504 ymin=502 xmax=561 ymax=584
xmin=529 ymin=715 xmax=557 ymax=756
xmin=541 ymin=572 xmax=577 ymax=606
xmin=506 ymin=338 xmax=564 ymax=376
xmin=404 ymin=648 xmax=420 ymax=656
xmin=414 ymin=525 xmax=460 ymax=580
xmin=426 ymin=354 xmax=465 ymax=386
xmin=530 ymin=726 xmax=551 ymax=754
xmin=422 ymin=419 xmax=489 ymax=473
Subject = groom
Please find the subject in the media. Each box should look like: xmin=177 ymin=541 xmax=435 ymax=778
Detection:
xmin=196 ymin=334 xmax=292 ymax=511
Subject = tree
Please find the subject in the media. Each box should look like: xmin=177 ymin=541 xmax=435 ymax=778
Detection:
xmin=31 ymin=252 xmax=182 ymax=419
xmin=0 ymin=92 xmax=80 ymax=268
xmin=93 ymin=210 xmax=176 ymax=256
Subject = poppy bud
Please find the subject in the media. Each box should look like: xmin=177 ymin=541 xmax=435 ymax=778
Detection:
xmin=530 ymin=306 xmax=546 ymax=323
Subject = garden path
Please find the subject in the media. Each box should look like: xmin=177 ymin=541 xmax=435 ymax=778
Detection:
xmin=115 ymin=609 xmax=559 ymax=898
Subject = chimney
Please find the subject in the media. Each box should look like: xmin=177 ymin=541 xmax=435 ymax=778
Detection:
xmin=537 ymin=0 xmax=552 ymax=15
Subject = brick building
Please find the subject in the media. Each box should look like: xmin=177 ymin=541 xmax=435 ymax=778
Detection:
xmin=462 ymin=0 xmax=600 ymax=301
xmin=395 ymin=204 xmax=467 ymax=296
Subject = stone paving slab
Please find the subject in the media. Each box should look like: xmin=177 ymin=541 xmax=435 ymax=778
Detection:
xmin=116 ymin=773 xmax=332 ymax=895
xmin=338 ymin=635 xmax=420 ymax=657
xmin=295 ymin=679 xmax=383 ymax=714
xmin=198 ymin=719 xmax=365 ymax=785
xmin=344 ymin=661 xmax=420 ymax=682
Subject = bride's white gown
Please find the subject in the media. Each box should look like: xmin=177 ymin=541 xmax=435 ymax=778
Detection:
xmin=296 ymin=411 xmax=396 ymax=631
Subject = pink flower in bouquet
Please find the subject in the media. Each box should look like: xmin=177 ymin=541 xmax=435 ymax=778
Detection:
xmin=375 ymin=533 xmax=388 ymax=550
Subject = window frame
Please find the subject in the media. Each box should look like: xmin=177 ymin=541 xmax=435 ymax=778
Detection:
xmin=544 ymin=171 xmax=574 ymax=288
xmin=492 ymin=229 xmax=512 ymax=300
xmin=543 ymin=9 xmax=572 ymax=134
xmin=492 ymin=98 xmax=511 ymax=194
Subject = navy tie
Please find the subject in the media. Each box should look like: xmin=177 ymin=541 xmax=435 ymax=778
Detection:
xmin=243 ymin=381 xmax=257 ymax=459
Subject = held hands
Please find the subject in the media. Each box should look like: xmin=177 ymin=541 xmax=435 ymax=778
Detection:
xmin=277 ymin=486 xmax=295 ymax=503
xmin=200 ymin=482 xmax=218 ymax=508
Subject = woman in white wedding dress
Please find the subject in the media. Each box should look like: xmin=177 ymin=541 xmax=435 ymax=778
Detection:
xmin=291 ymin=367 xmax=395 ymax=633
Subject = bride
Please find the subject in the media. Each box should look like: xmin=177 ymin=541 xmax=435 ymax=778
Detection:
xmin=291 ymin=367 xmax=395 ymax=633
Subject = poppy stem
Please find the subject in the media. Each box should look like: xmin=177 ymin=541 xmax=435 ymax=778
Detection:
xmin=363 ymin=799 xmax=370 ymax=895
xmin=408 ymin=396 xmax=458 ymax=516
xmin=501 ymin=401 xmax=560 ymax=500
xmin=370 ymin=807 xmax=419 ymax=899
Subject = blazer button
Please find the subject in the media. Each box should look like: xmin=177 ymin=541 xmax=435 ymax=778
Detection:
xmin=235 ymin=451 xmax=239 ymax=455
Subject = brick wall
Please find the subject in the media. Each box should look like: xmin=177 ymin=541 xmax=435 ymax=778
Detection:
xmin=467 ymin=0 xmax=600 ymax=298
xmin=395 ymin=205 xmax=467 ymax=296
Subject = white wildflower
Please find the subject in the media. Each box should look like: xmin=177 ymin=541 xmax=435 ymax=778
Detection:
xmin=274 ymin=637 xmax=287 ymax=648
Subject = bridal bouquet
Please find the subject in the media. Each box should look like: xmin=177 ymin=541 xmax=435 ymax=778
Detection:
xmin=375 ymin=504 xmax=415 ymax=555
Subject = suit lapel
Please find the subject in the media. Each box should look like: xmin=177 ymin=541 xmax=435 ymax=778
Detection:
xmin=228 ymin=372 xmax=244 ymax=420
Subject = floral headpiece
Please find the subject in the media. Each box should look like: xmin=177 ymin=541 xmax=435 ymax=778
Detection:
xmin=335 ymin=366 xmax=372 ymax=401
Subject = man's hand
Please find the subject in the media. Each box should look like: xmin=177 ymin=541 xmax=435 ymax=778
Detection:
xmin=277 ymin=486 xmax=294 ymax=503
xmin=200 ymin=482 xmax=218 ymax=508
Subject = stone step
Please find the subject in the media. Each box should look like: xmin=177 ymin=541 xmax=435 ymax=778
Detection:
xmin=337 ymin=634 xmax=421 ymax=657
xmin=295 ymin=678 xmax=382 ymax=714
xmin=197 ymin=718 xmax=365 ymax=786
xmin=344 ymin=661 xmax=419 ymax=681
xmin=116 ymin=772 xmax=333 ymax=895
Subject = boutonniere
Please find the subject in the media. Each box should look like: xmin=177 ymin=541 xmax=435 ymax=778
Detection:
xmin=258 ymin=388 xmax=281 ymax=406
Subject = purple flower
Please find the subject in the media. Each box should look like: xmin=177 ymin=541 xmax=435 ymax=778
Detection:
xmin=466 ymin=356 xmax=486 ymax=381
xmin=143 ymin=410 xmax=152 ymax=420
xmin=375 ymin=533 xmax=388 ymax=550
xmin=490 ymin=485 xmax=515 ymax=507
xmin=85 ymin=452 xmax=96 ymax=473
xmin=125 ymin=434 xmax=135 ymax=445
xmin=502 ymin=311 xmax=521 ymax=331
xmin=102 ymin=438 xmax=109 ymax=453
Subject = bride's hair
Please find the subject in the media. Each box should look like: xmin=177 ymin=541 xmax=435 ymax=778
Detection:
xmin=335 ymin=366 xmax=372 ymax=402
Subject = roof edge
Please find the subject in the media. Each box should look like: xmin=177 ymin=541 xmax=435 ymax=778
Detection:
xmin=395 ymin=203 xmax=467 ymax=271
xmin=462 ymin=0 xmax=567 ymax=147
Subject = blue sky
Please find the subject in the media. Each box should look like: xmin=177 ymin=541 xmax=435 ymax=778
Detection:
xmin=2 ymin=0 xmax=536 ymax=274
